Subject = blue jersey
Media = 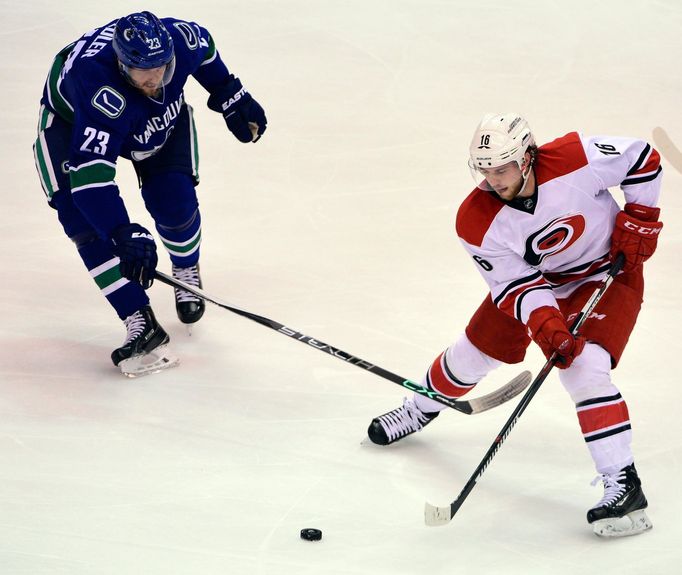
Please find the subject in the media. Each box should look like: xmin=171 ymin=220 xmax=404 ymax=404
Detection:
xmin=39 ymin=17 xmax=232 ymax=237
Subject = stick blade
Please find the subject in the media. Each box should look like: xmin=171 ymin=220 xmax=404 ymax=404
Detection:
xmin=424 ymin=502 xmax=453 ymax=526
xmin=466 ymin=370 xmax=532 ymax=414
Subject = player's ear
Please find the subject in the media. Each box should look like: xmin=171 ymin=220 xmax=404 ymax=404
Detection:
xmin=521 ymin=150 xmax=534 ymax=172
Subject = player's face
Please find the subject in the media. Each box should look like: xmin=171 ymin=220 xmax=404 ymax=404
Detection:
xmin=127 ymin=65 xmax=167 ymax=97
xmin=478 ymin=161 xmax=525 ymax=201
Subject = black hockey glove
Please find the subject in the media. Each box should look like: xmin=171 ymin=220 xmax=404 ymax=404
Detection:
xmin=110 ymin=223 xmax=158 ymax=290
xmin=207 ymin=77 xmax=267 ymax=143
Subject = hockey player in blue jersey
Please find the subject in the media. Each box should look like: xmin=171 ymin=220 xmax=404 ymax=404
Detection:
xmin=33 ymin=12 xmax=267 ymax=376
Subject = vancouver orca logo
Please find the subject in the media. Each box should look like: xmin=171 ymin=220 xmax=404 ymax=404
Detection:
xmin=524 ymin=214 xmax=585 ymax=266
xmin=91 ymin=87 xmax=126 ymax=119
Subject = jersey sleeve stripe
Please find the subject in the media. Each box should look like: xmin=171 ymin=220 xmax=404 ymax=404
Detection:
xmin=33 ymin=131 xmax=60 ymax=199
xmin=69 ymin=160 xmax=116 ymax=190
xmin=626 ymin=144 xmax=660 ymax=176
xmin=495 ymin=275 xmax=550 ymax=320
xmin=543 ymin=254 xmax=611 ymax=286
xmin=622 ymin=165 xmax=662 ymax=186
xmin=37 ymin=105 xmax=54 ymax=132
xmin=200 ymin=36 xmax=217 ymax=66
xmin=626 ymin=143 xmax=650 ymax=175
xmin=70 ymin=181 xmax=117 ymax=193
xmin=545 ymin=252 xmax=610 ymax=276
xmin=46 ymin=43 xmax=77 ymax=123
xmin=492 ymin=271 xmax=543 ymax=306
xmin=514 ymin=284 xmax=554 ymax=321
xmin=623 ymin=144 xmax=661 ymax=185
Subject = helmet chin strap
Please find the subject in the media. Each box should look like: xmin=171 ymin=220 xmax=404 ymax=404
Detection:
xmin=516 ymin=152 xmax=535 ymax=197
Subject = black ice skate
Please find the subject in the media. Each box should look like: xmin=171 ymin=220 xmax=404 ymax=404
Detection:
xmin=111 ymin=306 xmax=178 ymax=377
xmin=587 ymin=463 xmax=652 ymax=537
xmin=368 ymin=398 xmax=439 ymax=445
xmin=172 ymin=263 xmax=205 ymax=325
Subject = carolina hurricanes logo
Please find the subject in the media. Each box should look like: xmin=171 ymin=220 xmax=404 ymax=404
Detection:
xmin=524 ymin=214 xmax=585 ymax=266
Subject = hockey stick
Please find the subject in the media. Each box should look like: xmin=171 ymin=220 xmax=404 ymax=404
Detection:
xmin=155 ymin=271 xmax=532 ymax=415
xmin=424 ymin=253 xmax=626 ymax=526
xmin=652 ymin=127 xmax=682 ymax=174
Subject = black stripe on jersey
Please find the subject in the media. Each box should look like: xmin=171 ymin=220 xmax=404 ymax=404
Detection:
xmin=551 ymin=253 xmax=610 ymax=276
xmin=442 ymin=354 xmax=477 ymax=388
xmin=545 ymin=262 xmax=612 ymax=287
xmin=584 ymin=423 xmax=632 ymax=443
xmin=622 ymin=165 xmax=662 ymax=186
xmin=544 ymin=260 xmax=610 ymax=285
xmin=493 ymin=271 xmax=543 ymax=306
xmin=626 ymin=144 xmax=651 ymax=176
xmin=515 ymin=284 xmax=553 ymax=321
xmin=576 ymin=262 xmax=612 ymax=279
xmin=576 ymin=392 xmax=622 ymax=408
xmin=587 ymin=263 xmax=611 ymax=278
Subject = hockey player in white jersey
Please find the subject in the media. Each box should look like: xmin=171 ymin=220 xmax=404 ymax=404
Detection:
xmin=367 ymin=113 xmax=663 ymax=537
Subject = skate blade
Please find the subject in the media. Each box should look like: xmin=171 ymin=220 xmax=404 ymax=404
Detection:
xmin=360 ymin=436 xmax=384 ymax=447
xmin=592 ymin=509 xmax=653 ymax=538
xmin=119 ymin=344 xmax=180 ymax=378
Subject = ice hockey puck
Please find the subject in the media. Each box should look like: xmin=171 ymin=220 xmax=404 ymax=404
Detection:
xmin=300 ymin=528 xmax=322 ymax=541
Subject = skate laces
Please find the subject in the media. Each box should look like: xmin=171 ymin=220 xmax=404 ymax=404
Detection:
xmin=591 ymin=469 xmax=627 ymax=508
xmin=123 ymin=310 xmax=147 ymax=345
xmin=172 ymin=265 xmax=201 ymax=303
xmin=378 ymin=398 xmax=431 ymax=442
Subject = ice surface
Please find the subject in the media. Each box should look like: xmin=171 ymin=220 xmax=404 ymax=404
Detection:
xmin=2 ymin=1 xmax=681 ymax=573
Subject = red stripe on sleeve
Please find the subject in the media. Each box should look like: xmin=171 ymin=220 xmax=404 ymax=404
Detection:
xmin=496 ymin=276 xmax=548 ymax=318
xmin=631 ymin=148 xmax=661 ymax=175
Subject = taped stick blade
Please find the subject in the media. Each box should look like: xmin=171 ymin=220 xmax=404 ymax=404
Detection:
xmin=424 ymin=502 xmax=453 ymax=526
xmin=466 ymin=370 xmax=532 ymax=414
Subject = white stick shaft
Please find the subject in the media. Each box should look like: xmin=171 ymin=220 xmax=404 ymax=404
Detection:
xmin=652 ymin=127 xmax=682 ymax=174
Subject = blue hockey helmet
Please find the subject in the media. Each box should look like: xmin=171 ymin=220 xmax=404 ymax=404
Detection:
xmin=112 ymin=12 xmax=175 ymax=86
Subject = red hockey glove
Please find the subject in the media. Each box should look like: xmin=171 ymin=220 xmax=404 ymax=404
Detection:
xmin=527 ymin=306 xmax=585 ymax=369
xmin=610 ymin=203 xmax=663 ymax=272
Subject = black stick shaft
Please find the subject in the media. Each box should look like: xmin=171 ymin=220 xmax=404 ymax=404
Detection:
xmin=447 ymin=254 xmax=625 ymax=518
xmin=155 ymin=271 xmax=475 ymax=413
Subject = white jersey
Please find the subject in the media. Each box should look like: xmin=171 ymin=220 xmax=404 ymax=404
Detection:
xmin=456 ymin=131 xmax=661 ymax=325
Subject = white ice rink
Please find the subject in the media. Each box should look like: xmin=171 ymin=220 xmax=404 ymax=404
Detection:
xmin=2 ymin=1 xmax=682 ymax=573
